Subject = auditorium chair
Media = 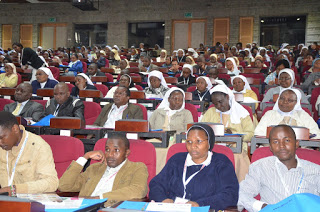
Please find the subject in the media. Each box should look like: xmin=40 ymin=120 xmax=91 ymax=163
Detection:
xmin=261 ymin=106 xmax=312 ymax=117
xmin=0 ymin=98 xmax=14 ymax=111
xmin=94 ymin=84 xmax=109 ymax=97
xmin=83 ymin=101 xmax=102 ymax=125
xmin=133 ymin=103 xmax=148 ymax=120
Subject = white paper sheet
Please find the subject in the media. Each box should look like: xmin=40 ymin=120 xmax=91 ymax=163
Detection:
xmin=146 ymin=202 xmax=191 ymax=212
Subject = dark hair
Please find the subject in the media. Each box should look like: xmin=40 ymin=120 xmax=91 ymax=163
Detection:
xmin=118 ymin=85 xmax=130 ymax=96
xmin=269 ymin=125 xmax=296 ymax=143
xmin=12 ymin=42 xmax=23 ymax=48
xmin=120 ymin=74 xmax=135 ymax=88
xmin=108 ymin=132 xmax=130 ymax=150
xmin=3 ymin=57 xmax=12 ymax=63
xmin=275 ymin=59 xmax=290 ymax=69
xmin=89 ymin=63 xmax=98 ymax=69
xmin=144 ymin=56 xmax=151 ymax=61
xmin=0 ymin=111 xmax=19 ymax=130
xmin=72 ymin=53 xmax=78 ymax=59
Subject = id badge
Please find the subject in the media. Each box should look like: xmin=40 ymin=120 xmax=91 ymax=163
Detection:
xmin=174 ymin=197 xmax=189 ymax=204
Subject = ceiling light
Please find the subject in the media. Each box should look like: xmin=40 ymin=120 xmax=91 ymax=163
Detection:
xmin=261 ymin=20 xmax=264 ymax=23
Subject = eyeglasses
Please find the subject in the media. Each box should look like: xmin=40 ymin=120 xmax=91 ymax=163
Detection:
xmin=279 ymin=77 xmax=291 ymax=81
xmin=279 ymin=98 xmax=297 ymax=104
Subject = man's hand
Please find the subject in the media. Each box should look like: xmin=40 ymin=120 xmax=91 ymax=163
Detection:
xmin=140 ymin=66 xmax=147 ymax=72
xmin=186 ymin=201 xmax=199 ymax=207
xmin=162 ymin=198 xmax=174 ymax=203
xmin=83 ymin=151 xmax=106 ymax=164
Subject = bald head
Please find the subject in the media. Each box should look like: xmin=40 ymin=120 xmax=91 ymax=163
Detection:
xmin=53 ymin=82 xmax=70 ymax=105
xmin=14 ymin=83 xmax=33 ymax=103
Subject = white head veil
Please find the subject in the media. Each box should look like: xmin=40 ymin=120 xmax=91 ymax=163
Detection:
xmin=147 ymin=70 xmax=168 ymax=88
xmin=279 ymin=68 xmax=295 ymax=88
xmin=187 ymin=48 xmax=199 ymax=58
xmin=6 ymin=63 xmax=17 ymax=75
xmin=257 ymin=47 xmax=271 ymax=62
xmin=158 ymin=87 xmax=185 ymax=112
xmin=231 ymin=75 xmax=251 ymax=93
xmin=77 ymin=73 xmax=94 ymax=86
xmin=273 ymin=88 xmax=302 ymax=115
xmin=176 ymin=49 xmax=185 ymax=57
xmin=196 ymin=76 xmax=212 ymax=90
xmin=38 ymin=67 xmax=58 ymax=82
xmin=244 ymin=48 xmax=254 ymax=61
xmin=180 ymin=64 xmax=195 ymax=77
xmin=225 ymin=58 xmax=240 ymax=75
xmin=209 ymin=85 xmax=249 ymax=124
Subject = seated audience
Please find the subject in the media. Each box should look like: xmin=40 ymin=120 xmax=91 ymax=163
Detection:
xmin=0 ymin=111 xmax=58 ymax=195
xmin=238 ymin=125 xmax=320 ymax=212
xmin=187 ymin=48 xmax=199 ymax=58
xmin=94 ymin=86 xmax=143 ymax=128
xmin=118 ymin=59 xmax=130 ymax=74
xmin=176 ymin=49 xmax=186 ymax=63
xmin=244 ymin=48 xmax=255 ymax=64
xmin=156 ymin=49 xmax=167 ymax=62
xmin=225 ymin=57 xmax=240 ymax=76
xmin=168 ymin=60 xmax=180 ymax=73
xmin=58 ymin=132 xmax=148 ymax=207
xmin=231 ymin=75 xmax=258 ymax=109
xmin=31 ymin=67 xmax=58 ymax=94
xmin=0 ymin=63 xmax=18 ymax=88
xmin=149 ymin=87 xmax=193 ymax=133
xmin=207 ymin=67 xmax=228 ymax=85
xmin=95 ymin=50 xmax=107 ymax=68
xmin=192 ymin=76 xmax=212 ymax=110
xmin=194 ymin=55 xmax=210 ymax=75
xmin=109 ymin=49 xmax=121 ymax=68
xmin=209 ymin=54 xmax=223 ymax=69
xmin=139 ymin=56 xmax=158 ymax=72
xmin=257 ymin=47 xmax=271 ymax=62
xmin=149 ymin=123 xmax=239 ymax=210
xmin=261 ymin=69 xmax=309 ymax=110
xmin=105 ymin=74 xmax=138 ymax=98
xmin=144 ymin=70 xmax=169 ymax=98
xmin=71 ymin=73 xmax=98 ymax=97
xmin=162 ymin=57 xmax=172 ymax=69
xmin=254 ymin=56 xmax=268 ymax=76
xmin=45 ymin=83 xmax=85 ymax=121
xmin=202 ymin=85 xmax=254 ymax=181
xmin=64 ymin=53 xmax=83 ymax=76
xmin=255 ymin=88 xmax=320 ymax=138
xmin=177 ymin=64 xmax=196 ymax=85
xmin=86 ymin=63 xmax=106 ymax=79
xmin=4 ymin=83 xmax=44 ymax=122
xmin=129 ymin=48 xmax=139 ymax=62
xmin=301 ymin=58 xmax=320 ymax=92
xmin=264 ymin=59 xmax=290 ymax=85
xmin=185 ymin=56 xmax=196 ymax=66
xmin=52 ymin=56 xmax=63 ymax=66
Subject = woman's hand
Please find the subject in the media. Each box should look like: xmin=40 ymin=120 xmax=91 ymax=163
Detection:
xmin=268 ymin=80 xmax=275 ymax=85
xmin=186 ymin=201 xmax=199 ymax=207
xmin=162 ymin=199 xmax=174 ymax=203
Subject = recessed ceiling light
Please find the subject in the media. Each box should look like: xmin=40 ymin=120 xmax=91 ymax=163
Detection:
xmin=261 ymin=20 xmax=264 ymax=23
xmin=297 ymin=18 xmax=300 ymax=21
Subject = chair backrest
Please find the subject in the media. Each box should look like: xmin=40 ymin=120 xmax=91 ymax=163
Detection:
xmin=217 ymin=68 xmax=228 ymax=74
xmin=185 ymin=103 xmax=198 ymax=122
xmin=32 ymin=100 xmax=47 ymax=109
xmin=94 ymin=84 xmax=109 ymax=97
xmin=134 ymin=84 xmax=143 ymax=91
xmin=66 ymin=83 xmax=74 ymax=93
xmin=92 ymin=138 xmax=157 ymax=185
xmin=48 ymin=67 xmax=60 ymax=80
xmin=40 ymin=135 xmax=84 ymax=178
xmin=241 ymin=104 xmax=253 ymax=121
xmin=81 ymin=61 xmax=87 ymax=73
xmin=128 ymin=67 xmax=140 ymax=73
xmin=133 ymin=103 xmax=148 ymax=120
xmin=83 ymin=101 xmax=102 ymax=125
xmin=165 ymin=77 xmax=178 ymax=84
xmin=166 ymin=143 xmax=235 ymax=167
xmin=105 ymin=73 xmax=114 ymax=82
xmin=187 ymin=85 xmax=196 ymax=93
xmin=251 ymin=147 xmax=320 ymax=165
xmin=0 ymin=98 xmax=14 ymax=111
xmin=262 ymin=106 xmax=312 ymax=117
xmin=100 ymin=67 xmax=114 ymax=74
xmin=311 ymin=87 xmax=320 ymax=121
xmin=16 ymin=73 xmax=22 ymax=86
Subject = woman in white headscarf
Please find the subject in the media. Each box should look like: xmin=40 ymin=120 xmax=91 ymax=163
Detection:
xmin=71 ymin=73 xmax=98 ymax=97
xmin=261 ymin=68 xmax=309 ymax=110
xmin=187 ymin=48 xmax=199 ymax=58
xmin=230 ymin=46 xmax=239 ymax=56
xmin=295 ymin=46 xmax=308 ymax=68
xmin=0 ymin=63 xmax=18 ymax=88
xmin=201 ymin=84 xmax=254 ymax=182
xmin=156 ymin=49 xmax=167 ymax=62
xmin=257 ymin=47 xmax=271 ymax=62
xmin=149 ymin=87 xmax=193 ymax=133
xmin=243 ymin=48 xmax=255 ymax=65
xmin=109 ymin=49 xmax=121 ymax=68
xmin=231 ymin=75 xmax=258 ymax=108
xmin=192 ymin=76 xmax=212 ymax=109
xmin=176 ymin=49 xmax=186 ymax=63
xmin=177 ymin=64 xmax=196 ymax=85
xmin=105 ymin=74 xmax=137 ymax=98
xmin=31 ymin=67 xmax=58 ymax=94
xmin=277 ymin=43 xmax=289 ymax=55
xmin=209 ymin=54 xmax=222 ymax=68
xmin=144 ymin=70 xmax=170 ymax=98
xmin=255 ymin=88 xmax=320 ymax=139
xmin=225 ymin=58 xmax=241 ymax=76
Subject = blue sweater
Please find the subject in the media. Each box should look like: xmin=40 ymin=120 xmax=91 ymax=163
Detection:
xmin=69 ymin=61 xmax=83 ymax=76
xmin=31 ymin=79 xmax=58 ymax=94
xmin=149 ymin=152 xmax=239 ymax=210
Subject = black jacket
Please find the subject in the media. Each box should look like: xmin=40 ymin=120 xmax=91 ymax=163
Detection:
xmin=45 ymin=96 xmax=85 ymax=123
xmin=22 ymin=48 xmax=45 ymax=69
xmin=70 ymin=84 xmax=97 ymax=97
xmin=177 ymin=76 xmax=196 ymax=85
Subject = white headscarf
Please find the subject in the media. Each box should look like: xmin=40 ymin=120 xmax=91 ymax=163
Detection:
xmin=113 ymin=45 xmax=120 ymax=51
xmin=111 ymin=49 xmax=121 ymax=61
xmin=225 ymin=58 xmax=240 ymax=75
xmin=176 ymin=49 xmax=185 ymax=57
xmin=277 ymin=43 xmax=289 ymax=55
xmin=257 ymin=47 xmax=271 ymax=62
xmin=273 ymin=88 xmax=302 ymax=116
xmin=147 ymin=70 xmax=168 ymax=88
xmin=299 ymin=46 xmax=308 ymax=55
xmin=158 ymin=87 xmax=185 ymax=113
xmin=187 ymin=48 xmax=199 ymax=58
xmin=38 ymin=67 xmax=58 ymax=82
xmin=77 ymin=73 xmax=94 ymax=86
xmin=244 ymin=48 xmax=254 ymax=61
xmin=231 ymin=46 xmax=238 ymax=53
xmin=196 ymin=76 xmax=212 ymax=90
xmin=231 ymin=75 xmax=251 ymax=93
xmin=209 ymin=85 xmax=249 ymax=124
xmin=6 ymin=63 xmax=17 ymax=74
xmin=279 ymin=68 xmax=295 ymax=88
xmin=180 ymin=64 xmax=195 ymax=77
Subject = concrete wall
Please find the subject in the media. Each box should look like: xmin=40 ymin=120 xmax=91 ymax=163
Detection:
xmin=0 ymin=0 xmax=319 ymax=49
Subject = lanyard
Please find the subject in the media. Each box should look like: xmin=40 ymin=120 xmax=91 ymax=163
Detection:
xmin=53 ymin=104 xmax=60 ymax=116
xmin=275 ymin=161 xmax=304 ymax=196
xmin=7 ymin=132 xmax=29 ymax=186
xmin=197 ymin=90 xmax=209 ymax=101
xmin=109 ymin=105 xmax=128 ymax=119
xmin=220 ymin=112 xmax=229 ymax=127
xmin=182 ymin=159 xmax=205 ymax=199
xmin=105 ymin=170 xmax=119 ymax=183
xmin=183 ymin=77 xmax=189 ymax=85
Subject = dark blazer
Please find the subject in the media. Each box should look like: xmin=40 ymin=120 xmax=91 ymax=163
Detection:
xmin=21 ymin=48 xmax=45 ymax=69
xmin=94 ymin=103 xmax=143 ymax=127
xmin=177 ymin=76 xmax=196 ymax=85
xmin=45 ymin=96 xmax=85 ymax=122
xmin=31 ymin=79 xmax=58 ymax=94
xmin=3 ymin=100 xmax=44 ymax=122
xmin=86 ymin=71 xmax=106 ymax=78
xmin=70 ymin=84 xmax=97 ymax=97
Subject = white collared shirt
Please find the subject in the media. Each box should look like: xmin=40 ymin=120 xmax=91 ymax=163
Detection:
xmin=186 ymin=151 xmax=212 ymax=167
xmin=76 ymin=157 xmax=127 ymax=199
xmin=40 ymin=82 xmax=46 ymax=88
xmin=103 ymin=103 xmax=128 ymax=129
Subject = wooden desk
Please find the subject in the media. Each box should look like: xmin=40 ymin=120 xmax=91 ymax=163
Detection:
xmin=176 ymin=133 xmax=243 ymax=153
xmin=0 ymin=196 xmax=44 ymax=212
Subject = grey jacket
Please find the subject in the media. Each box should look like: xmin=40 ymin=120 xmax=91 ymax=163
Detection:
xmin=4 ymin=100 xmax=44 ymax=122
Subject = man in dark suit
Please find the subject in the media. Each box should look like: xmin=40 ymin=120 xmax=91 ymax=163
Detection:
xmin=3 ymin=83 xmax=44 ymax=122
xmin=86 ymin=63 xmax=106 ymax=79
xmin=93 ymin=86 xmax=143 ymax=128
xmin=45 ymin=82 xmax=85 ymax=123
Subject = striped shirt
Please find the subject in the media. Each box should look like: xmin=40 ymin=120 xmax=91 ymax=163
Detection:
xmin=238 ymin=155 xmax=320 ymax=212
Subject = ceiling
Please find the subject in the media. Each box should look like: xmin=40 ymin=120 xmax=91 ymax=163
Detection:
xmin=0 ymin=0 xmax=70 ymax=3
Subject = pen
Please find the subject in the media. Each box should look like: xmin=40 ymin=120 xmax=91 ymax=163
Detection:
xmin=141 ymin=202 xmax=148 ymax=211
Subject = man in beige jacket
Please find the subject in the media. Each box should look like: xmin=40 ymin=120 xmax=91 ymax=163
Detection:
xmin=58 ymin=132 xmax=148 ymax=207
